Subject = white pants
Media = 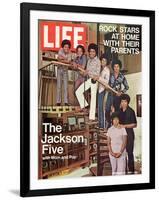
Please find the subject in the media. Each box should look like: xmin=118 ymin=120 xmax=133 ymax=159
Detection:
xmin=75 ymin=78 xmax=98 ymax=120
xmin=109 ymin=153 xmax=126 ymax=175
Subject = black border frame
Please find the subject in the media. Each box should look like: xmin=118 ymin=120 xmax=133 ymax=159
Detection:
xmin=20 ymin=2 xmax=155 ymax=197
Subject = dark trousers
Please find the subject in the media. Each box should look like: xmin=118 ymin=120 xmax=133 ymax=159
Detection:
xmin=98 ymin=164 xmax=104 ymax=176
xmin=105 ymin=93 xmax=113 ymax=128
xmin=113 ymin=96 xmax=121 ymax=112
xmin=98 ymin=91 xmax=106 ymax=128
xmin=126 ymin=131 xmax=135 ymax=173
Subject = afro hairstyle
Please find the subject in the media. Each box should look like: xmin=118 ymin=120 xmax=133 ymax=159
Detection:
xmin=88 ymin=43 xmax=98 ymax=55
xmin=111 ymin=59 xmax=122 ymax=70
xmin=76 ymin=45 xmax=85 ymax=54
xmin=100 ymin=53 xmax=110 ymax=65
xmin=61 ymin=39 xmax=71 ymax=48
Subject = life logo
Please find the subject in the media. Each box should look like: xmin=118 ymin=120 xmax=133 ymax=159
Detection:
xmin=40 ymin=21 xmax=87 ymax=51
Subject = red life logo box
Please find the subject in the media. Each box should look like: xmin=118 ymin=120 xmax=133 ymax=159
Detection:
xmin=40 ymin=21 xmax=87 ymax=51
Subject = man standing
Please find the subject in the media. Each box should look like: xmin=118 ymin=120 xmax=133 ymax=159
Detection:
xmin=119 ymin=94 xmax=137 ymax=174
xmin=56 ymin=39 xmax=72 ymax=106
xmin=98 ymin=54 xmax=110 ymax=129
xmin=107 ymin=59 xmax=129 ymax=112
xmin=75 ymin=43 xmax=101 ymax=120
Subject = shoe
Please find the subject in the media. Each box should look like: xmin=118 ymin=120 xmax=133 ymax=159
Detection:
xmin=88 ymin=119 xmax=97 ymax=123
xmin=56 ymin=103 xmax=61 ymax=106
xmin=80 ymin=108 xmax=88 ymax=112
xmin=127 ymin=171 xmax=135 ymax=175
xmin=64 ymin=103 xmax=71 ymax=106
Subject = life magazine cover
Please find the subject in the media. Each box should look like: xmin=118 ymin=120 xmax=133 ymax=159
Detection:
xmin=38 ymin=20 xmax=142 ymax=179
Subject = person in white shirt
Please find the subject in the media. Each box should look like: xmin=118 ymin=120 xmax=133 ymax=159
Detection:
xmin=98 ymin=54 xmax=110 ymax=129
xmin=75 ymin=43 xmax=101 ymax=120
xmin=107 ymin=112 xmax=127 ymax=175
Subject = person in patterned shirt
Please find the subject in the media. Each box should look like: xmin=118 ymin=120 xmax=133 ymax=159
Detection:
xmin=75 ymin=43 xmax=101 ymax=120
xmin=106 ymin=59 xmax=129 ymax=121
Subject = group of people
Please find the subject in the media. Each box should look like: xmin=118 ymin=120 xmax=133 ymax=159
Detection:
xmin=56 ymin=39 xmax=137 ymax=176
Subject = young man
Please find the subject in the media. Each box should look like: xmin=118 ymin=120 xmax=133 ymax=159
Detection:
xmin=107 ymin=112 xmax=127 ymax=175
xmin=106 ymin=59 xmax=129 ymax=112
xmin=73 ymin=45 xmax=87 ymax=90
xmin=98 ymin=54 xmax=110 ymax=129
xmin=56 ymin=39 xmax=72 ymax=106
xmin=119 ymin=94 xmax=137 ymax=174
xmin=75 ymin=43 xmax=101 ymax=120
